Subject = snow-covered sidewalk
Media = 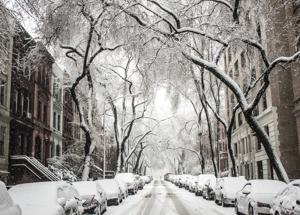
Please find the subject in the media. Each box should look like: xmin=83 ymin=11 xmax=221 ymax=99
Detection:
xmin=105 ymin=180 xmax=235 ymax=215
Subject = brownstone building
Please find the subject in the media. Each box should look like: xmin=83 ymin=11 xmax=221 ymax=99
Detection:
xmin=62 ymin=72 xmax=75 ymax=152
xmin=224 ymin=0 xmax=300 ymax=180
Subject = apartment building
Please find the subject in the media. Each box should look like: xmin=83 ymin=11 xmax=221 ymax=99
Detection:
xmin=0 ymin=8 xmax=13 ymax=182
xmin=50 ymin=63 xmax=64 ymax=157
xmin=224 ymin=0 xmax=300 ymax=180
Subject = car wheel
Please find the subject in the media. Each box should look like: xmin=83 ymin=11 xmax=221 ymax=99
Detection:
xmin=221 ymin=196 xmax=227 ymax=207
xmin=214 ymin=196 xmax=218 ymax=204
xmin=248 ymin=204 xmax=254 ymax=215
xmin=235 ymin=200 xmax=241 ymax=215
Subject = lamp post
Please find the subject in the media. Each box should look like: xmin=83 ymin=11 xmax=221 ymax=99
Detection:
xmin=103 ymin=102 xmax=106 ymax=179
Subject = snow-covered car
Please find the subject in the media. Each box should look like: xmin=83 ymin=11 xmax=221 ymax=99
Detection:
xmin=183 ymin=175 xmax=193 ymax=189
xmin=235 ymin=180 xmax=287 ymax=215
xmin=135 ymin=175 xmax=145 ymax=190
xmin=0 ymin=181 xmax=21 ymax=215
xmin=215 ymin=176 xmax=247 ymax=206
xmin=177 ymin=174 xmax=189 ymax=188
xmin=115 ymin=173 xmax=137 ymax=195
xmin=187 ymin=176 xmax=198 ymax=192
xmin=141 ymin=176 xmax=151 ymax=184
xmin=8 ymin=181 xmax=83 ymax=215
xmin=195 ymin=174 xmax=215 ymax=196
xmin=202 ymin=175 xmax=217 ymax=200
xmin=72 ymin=181 xmax=107 ymax=215
xmin=97 ymin=179 xmax=122 ymax=206
xmin=116 ymin=180 xmax=128 ymax=199
xmin=270 ymin=179 xmax=300 ymax=215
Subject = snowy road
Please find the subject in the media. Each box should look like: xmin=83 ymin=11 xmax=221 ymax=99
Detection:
xmin=105 ymin=180 xmax=235 ymax=215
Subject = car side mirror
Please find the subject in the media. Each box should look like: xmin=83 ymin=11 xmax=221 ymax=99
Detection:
xmin=57 ymin=197 xmax=67 ymax=207
xmin=296 ymin=200 xmax=300 ymax=206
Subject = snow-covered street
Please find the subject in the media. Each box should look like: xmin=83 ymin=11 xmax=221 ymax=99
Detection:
xmin=106 ymin=180 xmax=234 ymax=215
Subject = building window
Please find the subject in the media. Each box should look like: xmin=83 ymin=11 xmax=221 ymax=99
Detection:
xmin=257 ymin=22 xmax=262 ymax=43
xmin=268 ymin=159 xmax=274 ymax=179
xmin=53 ymin=112 xmax=57 ymax=129
xmin=0 ymin=79 xmax=6 ymax=106
xmin=241 ymin=51 xmax=246 ymax=68
xmin=256 ymin=137 xmax=262 ymax=151
xmin=229 ymin=70 xmax=233 ymax=78
xmin=0 ymin=126 xmax=5 ymax=155
xmin=262 ymin=94 xmax=268 ymax=110
xmin=251 ymin=68 xmax=256 ymax=82
xmin=228 ymin=47 xmax=231 ymax=63
xmin=248 ymin=135 xmax=252 ymax=152
xmin=238 ymin=112 xmax=243 ymax=126
xmin=257 ymin=160 xmax=264 ymax=179
xmin=43 ymin=105 xmax=47 ymax=123
xmin=58 ymin=114 xmax=61 ymax=131
xmin=234 ymin=61 xmax=239 ymax=77
xmin=38 ymin=101 xmax=42 ymax=120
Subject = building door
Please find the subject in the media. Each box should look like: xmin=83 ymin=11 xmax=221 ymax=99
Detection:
xmin=35 ymin=136 xmax=41 ymax=161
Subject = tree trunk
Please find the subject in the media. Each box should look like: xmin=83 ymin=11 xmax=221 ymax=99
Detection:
xmin=227 ymin=107 xmax=238 ymax=177
xmin=244 ymin=111 xmax=289 ymax=182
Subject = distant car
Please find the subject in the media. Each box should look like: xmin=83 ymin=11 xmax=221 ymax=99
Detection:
xmin=73 ymin=181 xmax=107 ymax=215
xmin=195 ymin=174 xmax=215 ymax=196
xmin=97 ymin=179 xmax=122 ymax=206
xmin=270 ymin=179 xmax=300 ymax=215
xmin=202 ymin=175 xmax=217 ymax=200
xmin=235 ymin=180 xmax=287 ymax=215
xmin=141 ymin=176 xmax=151 ymax=184
xmin=115 ymin=173 xmax=137 ymax=195
xmin=9 ymin=181 xmax=83 ymax=215
xmin=187 ymin=176 xmax=198 ymax=192
xmin=135 ymin=175 xmax=145 ymax=190
xmin=0 ymin=181 xmax=21 ymax=215
xmin=215 ymin=176 xmax=247 ymax=206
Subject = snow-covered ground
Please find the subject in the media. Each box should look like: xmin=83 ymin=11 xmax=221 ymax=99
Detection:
xmin=105 ymin=180 xmax=234 ymax=215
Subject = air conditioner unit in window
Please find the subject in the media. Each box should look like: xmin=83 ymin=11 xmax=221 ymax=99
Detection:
xmin=27 ymin=113 xmax=32 ymax=119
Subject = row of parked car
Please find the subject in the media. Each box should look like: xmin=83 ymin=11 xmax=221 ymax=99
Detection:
xmin=166 ymin=174 xmax=300 ymax=215
xmin=0 ymin=173 xmax=153 ymax=215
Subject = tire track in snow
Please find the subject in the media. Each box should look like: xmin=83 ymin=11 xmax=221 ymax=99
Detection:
xmin=163 ymin=181 xmax=193 ymax=215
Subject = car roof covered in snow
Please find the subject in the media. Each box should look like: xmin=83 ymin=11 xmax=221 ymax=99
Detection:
xmin=8 ymin=181 xmax=80 ymax=215
xmin=97 ymin=179 xmax=119 ymax=194
xmin=248 ymin=180 xmax=287 ymax=194
xmin=73 ymin=181 xmax=101 ymax=196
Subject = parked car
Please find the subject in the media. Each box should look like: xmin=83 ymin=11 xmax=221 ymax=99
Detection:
xmin=0 ymin=181 xmax=21 ymax=215
xmin=116 ymin=180 xmax=128 ymax=199
xmin=187 ymin=176 xmax=198 ymax=192
xmin=141 ymin=176 xmax=151 ymax=184
xmin=215 ymin=176 xmax=247 ymax=206
xmin=195 ymin=174 xmax=215 ymax=196
xmin=235 ymin=180 xmax=287 ymax=215
xmin=135 ymin=175 xmax=145 ymax=190
xmin=8 ymin=181 xmax=83 ymax=215
xmin=270 ymin=179 xmax=300 ymax=215
xmin=73 ymin=181 xmax=107 ymax=215
xmin=115 ymin=173 xmax=137 ymax=195
xmin=202 ymin=175 xmax=217 ymax=200
xmin=97 ymin=179 xmax=122 ymax=206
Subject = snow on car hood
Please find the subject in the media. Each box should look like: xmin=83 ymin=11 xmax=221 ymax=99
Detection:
xmin=17 ymin=203 xmax=64 ymax=215
xmin=251 ymin=193 xmax=277 ymax=204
